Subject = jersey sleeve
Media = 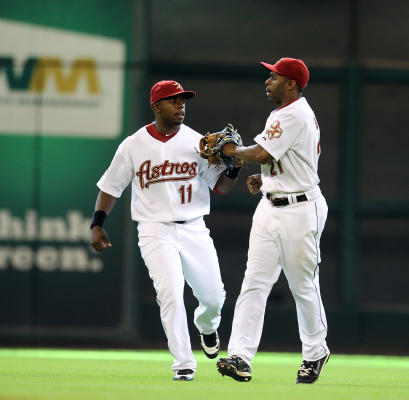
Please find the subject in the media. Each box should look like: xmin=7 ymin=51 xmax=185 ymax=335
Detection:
xmin=254 ymin=112 xmax=301 ymax=161
xmin=199 ymin=160 xmax=226 ymax=190
xmin=97 ymin=141 xmax=134 ymax=198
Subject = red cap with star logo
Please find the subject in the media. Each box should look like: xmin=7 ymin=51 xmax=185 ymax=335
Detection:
xmin=260 ymin=58 xmax=310 ymax=89
xmin=150 ymin=80 xmax=197 ymax=104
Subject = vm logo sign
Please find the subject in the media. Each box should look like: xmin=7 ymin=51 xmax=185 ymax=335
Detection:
xmin=0 ymin=57 xmax=101 ymax=94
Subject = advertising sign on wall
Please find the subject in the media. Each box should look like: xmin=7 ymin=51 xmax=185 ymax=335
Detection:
xmin=0 ymin=1 xmax=135 ymax=341
xmin=0 ymin=18 xmax=125 ymax=138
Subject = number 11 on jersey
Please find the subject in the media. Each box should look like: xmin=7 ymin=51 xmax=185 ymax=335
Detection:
xmin=179 ymin=184 xmax=192 ymax=204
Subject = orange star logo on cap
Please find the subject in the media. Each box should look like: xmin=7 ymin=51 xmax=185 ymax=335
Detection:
xmin=173 ymin=82 xmax=182 ymax=90
xmin=266 ymin=120 xmax=283 ymax=139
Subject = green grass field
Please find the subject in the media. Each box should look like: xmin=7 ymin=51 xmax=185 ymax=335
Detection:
xmin=0 ymin=349 xmax=408 ymax=400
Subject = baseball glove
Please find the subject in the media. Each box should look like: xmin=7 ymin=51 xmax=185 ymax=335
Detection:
xmin=199 ymin=123 xmax=244 ymax=170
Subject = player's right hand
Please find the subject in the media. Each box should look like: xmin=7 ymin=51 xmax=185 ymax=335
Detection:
xmin=91 ymin=226 xmax=112 ymax=252
xmin=246 ymin=174 xmax=262 ymax=195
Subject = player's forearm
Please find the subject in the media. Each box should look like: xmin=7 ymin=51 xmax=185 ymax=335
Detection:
xmin=214 ymin=171 xmax=240 ymax=194
xmin=224 ymin=143 xmax=272 ymax=165
xmin=94 ymin=190 xmax=117 ymax=215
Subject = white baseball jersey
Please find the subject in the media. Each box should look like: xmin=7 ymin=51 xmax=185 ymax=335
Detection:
xmin=254 ymin=97 xmax=321 ymax=194
xmin=97 ymin=123 xmax=226 ymax=222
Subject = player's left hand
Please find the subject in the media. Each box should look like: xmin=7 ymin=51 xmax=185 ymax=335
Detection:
xmin=246 ymin=174 xmax=262 ymax=194
xmin=199 ymin=123 xmax=244 ymax=170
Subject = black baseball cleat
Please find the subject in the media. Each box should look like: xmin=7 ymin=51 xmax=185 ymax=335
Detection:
xmin=296 ymin=352 xmax=330 ymax=384
xmin=200 ymin=331 xmax=220 ymax=359
xmin=217 ymin=355 xmax=252 ymax=382
xmin=173 ymin=369 xmax=195 ymax=381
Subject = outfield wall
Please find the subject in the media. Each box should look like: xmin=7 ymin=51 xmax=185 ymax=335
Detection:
xmin=0 ymin=0 xmax=141 ymax=342
xmin=0 ymin=0 xmax=408 ymax=353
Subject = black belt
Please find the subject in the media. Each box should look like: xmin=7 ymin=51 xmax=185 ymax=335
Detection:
xmin=266 ymin=193 xmax=307 ymax=206
xmin=174 ymin=221 xmax=185 ymax=224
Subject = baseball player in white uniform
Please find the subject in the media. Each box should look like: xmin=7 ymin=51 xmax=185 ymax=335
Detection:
xmin=90 ymin=80 xmax=240 ymax=381
xmin=216 ymin=58 xmax=330 ymax=384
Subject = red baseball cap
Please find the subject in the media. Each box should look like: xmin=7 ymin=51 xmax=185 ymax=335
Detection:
xmin=150 ymin=80 xmax=196 ymax=104
xmin=260 ymin=58 xmax=310 ymax=89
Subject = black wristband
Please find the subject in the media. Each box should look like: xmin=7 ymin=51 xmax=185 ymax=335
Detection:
xmin=224 ymin=166 xmax=241 ymax=179
xmin=90 ymin=210 xmax=107 ymax=229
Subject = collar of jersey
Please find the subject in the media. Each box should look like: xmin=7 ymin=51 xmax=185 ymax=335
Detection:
xmin=276 ymin=97 xmax=302 ymax=111
xmin=146 ymin=123 xmax=178 ymax=142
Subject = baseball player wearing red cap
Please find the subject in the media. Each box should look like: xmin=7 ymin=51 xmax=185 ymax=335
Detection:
xmin=90 ymin=80 xmax=240 ymax=381
xmin=216 ymin=58 xmax=330 ymax=384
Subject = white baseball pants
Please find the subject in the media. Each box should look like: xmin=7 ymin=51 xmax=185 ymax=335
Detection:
xmin=137 ymin=217 xmax=225 ymax=372
xmin=228 ymin=192 xmax=329 ymax=366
